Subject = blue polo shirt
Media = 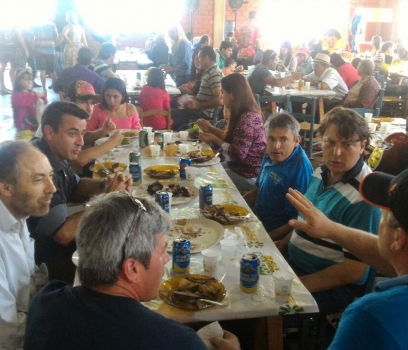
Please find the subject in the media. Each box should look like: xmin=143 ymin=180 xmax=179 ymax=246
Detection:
xmin=254 ymin=145 xmax=313 ymax=232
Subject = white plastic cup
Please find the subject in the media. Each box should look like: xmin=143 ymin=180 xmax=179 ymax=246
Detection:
xmin=364 ymin=113 xmax=373 ymax=122
xmin=163 ymin=132 xmax=173 ymax=145
xmin=220 ymin=239 xmax=238 ymax=265
xmin=143 ymin=127 xmax=153 ymax=143
xmin=179 ymin=130 xmax=189 ymax=140
xmin=380 ymin=122 xmax=391 ymax=132
xmin=305 ymin=81 xmax=311 ymax=89
xmin=273 ymin=270 xmax=294 ymax=303
xmin=280 ymin=72 xmax=286 ymax=78
xmin=185 ymin=167 xmax=197 ymax=181
xmin=368 ymin=122 xmax=377 ymax=133
xmin=143 ymin=126 xmax=153 ymax=133
xmin=178 ymin=143 xmax=189 ymax=155
xmin=149 ymin=144 xmax=160 ymax=157
xmin=202 ymin=248 xmax=221 ymax=276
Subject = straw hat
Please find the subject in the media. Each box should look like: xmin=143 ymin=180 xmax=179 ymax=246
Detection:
xmin=314 ymin=53 xmax=330 ymax=65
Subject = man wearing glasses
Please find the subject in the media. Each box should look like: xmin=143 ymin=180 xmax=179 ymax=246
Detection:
xmin=281 ymin=107 xmax=381 ymax=315
xmin=28 ymin=101 xmax=132 ymax=283
xmin=24 ymin=193 xmax=240 ymax=350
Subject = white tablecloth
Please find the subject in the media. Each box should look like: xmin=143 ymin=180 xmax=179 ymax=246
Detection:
xmin=265 ymin=86 xmax=336 ymax=98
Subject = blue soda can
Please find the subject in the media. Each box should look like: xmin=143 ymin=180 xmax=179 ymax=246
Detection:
xmin=129 ymin=151 xmax=142 ymax=186
xmin=172 ymin=238 xmax=191 ymax=273
xmin=199 ymin=184 xmax=213 ymax=210
xmin=240 ymin=254 xmax=260 ymax=293
xmin=155 ymin=191 xmax=169 ymax=213
xmin=179 ymin=157 xmax=191 ymax=180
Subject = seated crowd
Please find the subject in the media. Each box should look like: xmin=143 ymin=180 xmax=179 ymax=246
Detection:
xmin=2 ymin=17 xmax=408 ymax=350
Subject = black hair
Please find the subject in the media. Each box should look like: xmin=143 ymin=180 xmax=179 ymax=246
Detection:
xmin=101 ymin=77 xmax=128 ymax=108
xmin=147 ymin=68 xmax=165 ymax=90
xmin=77 ymin=47 xmax=94 ymax=65
xmin=98 ymin=42 xmax=117 ymax=60
xmin=199 ymin=46 xmax=216 ymax=62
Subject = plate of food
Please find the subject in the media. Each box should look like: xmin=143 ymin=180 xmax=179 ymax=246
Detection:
xmin=89 ymin=161 xmax=127 ymax=175
xmin=119 ymin=129 xmax=139 ymax=138
xmin=168 ymin=218 xmax=224 ymax=253
xmin=203 ymin=204 xmax=251 ymax=225
xmin=132 ymin=181 xmax=198 ymax=205
xmin=159 ymin=274 xmax=226 ymax=310
xmin=95 ymin=136 xmax=135 ymax=148
xmin=185 ymin=149 xmax=216 ymax=164
xmin=188 ymin=124 xmax=201 ymax=140
xmin=191 ymin=156 xmax=221 ymax=167
xmin=144 ymin=165 xmax=179 ymax=179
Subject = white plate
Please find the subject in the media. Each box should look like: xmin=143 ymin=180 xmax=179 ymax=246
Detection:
xmin=191 ymin=156 xmax=221 ymax=167
xmin=72 ymin=251 xmax=79 ymax=266
xmin=132 ymin=182 xmax=198 ymax=206
xmin=168 ymin=218 xmax=224 ymax=254
xmin=95 ymin=136 xmax=135 ymax=148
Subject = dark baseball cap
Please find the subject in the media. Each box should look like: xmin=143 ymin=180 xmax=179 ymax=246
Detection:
xmin=359 ymin=169 xmax=408 ymax=231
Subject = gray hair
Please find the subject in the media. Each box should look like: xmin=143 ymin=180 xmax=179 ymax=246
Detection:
xmin=77 ymin=192 xmax=171 ymax=287
xmin=264 ymin=112 xmax=300 ymax=139
xmin=0 ymin=141 xmax=39 ymax=186
xmin=358 ymin=59 xmax=375 ymax=76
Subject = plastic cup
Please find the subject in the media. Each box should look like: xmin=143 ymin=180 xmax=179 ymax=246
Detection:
xmin=305 ymin=81 xmax=311 ymax=89
xmin=179 ymin=130 xmax=189 ymax=140
xmin=185 ymin=166 xmax=197 ymax=181
xmin=380 ymin=122 xmax=390 ymax=132
xmin=280 ymin=72 xmax=286 ymax=78
xmin=364 ymin=113 xmax=373 ymax=122
xmin=202 ymin=249 xmax=221 ymax=277
xmin=163 ymin=132 xmax=173 ymax=145
xmin=273 ymin=270 xmax=294 ymax=303
xmin=143 ymin=126 xmax=153 ymax=133
xmin=220 ymin=239 xmax=238 ymax=265
xmin=178 ymin=143 xmax=189 ymax=155
xmin=368 ymin=122 xmax=377 ymax=133
xmin=149 ymin=144 xmax=160 ymax=157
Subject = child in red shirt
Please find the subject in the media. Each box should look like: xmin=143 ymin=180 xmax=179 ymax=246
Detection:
xmin=140 ymin=68 xmax=171 ymax=130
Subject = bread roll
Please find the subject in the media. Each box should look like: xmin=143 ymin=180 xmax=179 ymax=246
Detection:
xmin=163 ymin=143 xmax=178 ymax=156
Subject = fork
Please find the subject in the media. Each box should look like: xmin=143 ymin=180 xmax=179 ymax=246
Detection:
xmin=95 ymin=159 xmax=110 ymax=175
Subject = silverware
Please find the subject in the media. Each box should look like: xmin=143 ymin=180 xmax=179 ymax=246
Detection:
xmin=159 ymin=290 xmax=228 ymax=307
xmin=95 ymin=159 xmax=110 ymax=175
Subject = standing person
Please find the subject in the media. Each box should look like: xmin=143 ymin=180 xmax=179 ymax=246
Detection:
xmin=0 ymin=141 xmax=55 ymax=349
xmin=61 ymin=10 xmax=87 ymax=68
xmin=330 ymin=53 xmax=359 ymax=89
xmin=235 ymin=11 xmax=261 ymax=69
xmin=0 ymin=26 xmax=29 ymax=94
xmin=277 ymin=41 xmax=297 ymax=73
xmin=198 ymin=73 xmax=266 ymax=191
xmin=140 ymin=68 xmax=171 ymax=130
xmin=24 ymin=192 xmax=241 ymax=350
xmin=28 ymin=101 xmax=132 ymax=282
xmin=32 ymin=20 xmax=58 ymax=92
xmin=146 ymin=34 xmax=169 ymax=68
xmin=160 ymin=24 xmax=192 ymax=87
xmin=286 ymin=169 xmax=408 ymax=349
xmin=171 ymin=46 xmax=222 ymax=131
xmin=244 ymin=113 xmax=313 ymax=240
xmin=89 ymin=42 xmax=118 ymax=80
xmin=193 ymin=34 xmax=210 ymax=54
xmin=284 ymin=107 xmax=381 ymax=315
xmin=12 ymin=68 xmax=47 ymax=131
xmin=87 ymin=77 xmax=141 ymax=131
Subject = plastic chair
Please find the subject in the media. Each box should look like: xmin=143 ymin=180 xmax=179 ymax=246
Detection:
xmin=141 ymin=109 xmax=172 ymax=130
xmin=350 ymin=88 xmax=385 ymax=117
xmin=288 ymin=96 xmax=319 ymax=159
xmin=254 ymin=94 xmax=290 ymax=116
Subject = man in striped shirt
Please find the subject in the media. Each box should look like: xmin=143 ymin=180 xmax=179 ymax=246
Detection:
xmin=171 ymin=46 xmax=222 ymax=131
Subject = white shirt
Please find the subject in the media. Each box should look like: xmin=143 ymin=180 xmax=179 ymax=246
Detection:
xmin=0 ymin=200 xmax=35 ymax=349
xmin=303 ymin=67 xmax=348 ymax=99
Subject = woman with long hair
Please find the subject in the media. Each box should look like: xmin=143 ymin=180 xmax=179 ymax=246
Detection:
xmin=61 ymin=11 xmax=87 ymax=68
xmin=278 ymin=41 xmax=297 ymax=73
xmin=197 ymin=73 xmax=266 ymax=191
xmin=160 ymin=24 xmax=192 ymax=87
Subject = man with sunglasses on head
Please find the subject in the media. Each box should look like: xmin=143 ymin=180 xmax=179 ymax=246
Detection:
xmin=247 ymin=49 xmax=301 ymax=96
xmin=28 ymin=101 xmax=132 ymax=284
xmin=280 ymin=107 xmax=381 ymax=315
xmin=24 ymin=193 xmax=240 ymax=350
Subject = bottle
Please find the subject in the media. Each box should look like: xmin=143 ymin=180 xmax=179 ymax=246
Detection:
xmin=129 ymin=151 xmax=142 ymax=186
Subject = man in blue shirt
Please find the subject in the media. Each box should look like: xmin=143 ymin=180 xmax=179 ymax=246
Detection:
xmin=244 ymin=113 xmax=313 ymax=241
xmin=287 ymin=168 xmax=408 ymax=350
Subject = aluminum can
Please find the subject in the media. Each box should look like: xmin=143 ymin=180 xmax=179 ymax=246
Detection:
xmin=240 ymin=254 xmax=260 ymax=293
xmin=199 ymin=184 xmax=213 ymax=210
xmin=179 ymin=157 xmax=191 ymax=180
xmin=155 ymin=191 xmax=169 ymax=213
xmin=298 ymin=79 xmax=305 ymax=90
xmin=154 ymin=132 xmax=164 ymax=148
xmin=139 ymin=130 xmax=149 ymax=148
xmin=172 ymin=238 xmax=191 ymax=273
xmin=129 ymin=151 xmax=142 ymax=186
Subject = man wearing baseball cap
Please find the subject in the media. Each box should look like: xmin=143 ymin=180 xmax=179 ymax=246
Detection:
xmin=286 ymin=169 xmax=408 ymax=348
xmin=296 ymin=47 xmax=313 ymax=75
xmin=302 ymin=52 xmax=348 ymax=111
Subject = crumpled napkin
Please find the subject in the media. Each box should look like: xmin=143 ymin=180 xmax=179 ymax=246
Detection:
xmin=223 ymin=227 xmax=244 ymax=242
xmin=197 ymin=321 xmax=223 ymax=350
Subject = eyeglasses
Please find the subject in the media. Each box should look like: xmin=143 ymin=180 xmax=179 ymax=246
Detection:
xmin=121 ymin=191 xmax=147 ymax=262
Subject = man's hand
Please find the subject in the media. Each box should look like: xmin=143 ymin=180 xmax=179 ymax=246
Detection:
xmin=108 ymin=131 xmax=124 ymax=148
xmin=102 ymin=118 xmax=116 ymax=135
xmin=210 ymin=330 xmax=241 ymax=350
xmin=184 ymin=98 xmax=199 ymax=110
xmin=159 ymin=64 xmax=172 ymax=74
xmin=286 ymin=188 xmax=332 ymax=240
xmin=106 ymin=173 xmax=132 ymax=193
xmin=235 ymin=65 xmax=244 ymax=72
xmin=196 ymin=118 xmax=212 ymax=132
xmin=292 ymin=72 xmax=302 ymax=80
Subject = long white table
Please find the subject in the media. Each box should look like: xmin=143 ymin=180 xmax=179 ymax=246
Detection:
xmin=92 ymin=136 xmax=318 ymax=326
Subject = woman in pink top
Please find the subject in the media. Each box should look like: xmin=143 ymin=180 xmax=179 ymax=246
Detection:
xmin=330 ymin=53 xmax=359 ymax=89
xmin=140 ymin=68 xmax=171 ymax=130
xmin=87 ymin=77 xmax=141 ymax=131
